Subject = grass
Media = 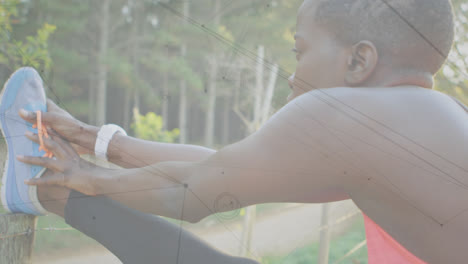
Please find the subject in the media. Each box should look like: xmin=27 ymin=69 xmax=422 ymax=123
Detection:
xmin=33 ymin=214 xmax=100 ymax=255
xmin=261 ymin=217 xmax=368 ymax=264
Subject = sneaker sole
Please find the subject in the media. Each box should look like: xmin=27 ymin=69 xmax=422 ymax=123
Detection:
xmin=0 ymin=71 xmax=14 ymax=213
xmin=0 ymin=67 xmax=43 ymax=214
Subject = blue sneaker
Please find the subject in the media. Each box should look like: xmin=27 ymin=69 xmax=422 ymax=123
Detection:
xmin=0 ymin=67 xmax=48 ymax=215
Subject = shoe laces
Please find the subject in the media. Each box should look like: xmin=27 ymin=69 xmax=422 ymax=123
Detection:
xmin=32 ymin=110 xmax=53 ymax=158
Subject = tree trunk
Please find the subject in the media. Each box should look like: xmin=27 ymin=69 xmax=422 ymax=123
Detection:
xmin=179 ymin=81 xmax=187 ymax=143
xmin=221 ymin=95 xmax=231 ymax=145
xmin=131 ymin=3 xmax=141 ymax=116
xmin=260 ymin=63 xmax=279 ymax=125
xmin=179 ymin=1 xmax=190 ymax=144
xmin=253 ymin=46 xmax=264 ymax=128
xmin=239 ymin=46 xmax=267 ymax=258
xmin=123 ymin=88 xmax=132 ymax=131
xmin=204 ymin=58 xmax=217 ymax=147
xmin=162 ymin=71 xmax=169 ymax=130
xmin=203 ymin=0 xmax=221 ymax=147
xmin=133 ymin=91 xmax=140 ymax=116
xmin=88 ymin=67 xmax=96 ymax=126
xmin=95 ymin=0 xmax=110 ymax=126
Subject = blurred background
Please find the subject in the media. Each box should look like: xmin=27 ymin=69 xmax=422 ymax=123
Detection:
xmin=0 ymin=0 xmax=467 ymax=263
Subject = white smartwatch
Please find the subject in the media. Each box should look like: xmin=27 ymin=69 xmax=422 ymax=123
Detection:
xmin=95 ymin=124 xmax=127 ymax=161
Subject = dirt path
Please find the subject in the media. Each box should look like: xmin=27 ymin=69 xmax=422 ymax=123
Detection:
xmin=34 ymin=201 xmax=360 ymax=264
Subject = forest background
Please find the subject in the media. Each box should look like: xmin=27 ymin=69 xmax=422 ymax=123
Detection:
xmin=0 ymin=0 xmax=467 ymax=263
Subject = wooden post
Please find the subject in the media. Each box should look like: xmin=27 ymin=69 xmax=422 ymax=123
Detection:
xmin=318 ymin=203 xmax=332 ymax=264
xmin=239 ymin=46 xmax=265 ymax=258
xmin=0 ymin=141 xmax=37 ymax=263
xmin=238 ymin=47 xmax=279 ymax=260
xmin=239 ymin=206 xmax=256 ymax=257
xmin=0 ymin=214 xmax=37 ymax=264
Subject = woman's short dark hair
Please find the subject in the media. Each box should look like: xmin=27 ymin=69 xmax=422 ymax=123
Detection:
xmin=314 ymin=0 xmax=455 ymax=74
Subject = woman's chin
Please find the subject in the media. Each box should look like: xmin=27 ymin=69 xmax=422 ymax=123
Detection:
xmin=287 ymin=93 xmax=295 ymax=102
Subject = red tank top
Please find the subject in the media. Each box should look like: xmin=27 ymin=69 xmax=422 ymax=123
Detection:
xmin=363 ymin=214 xmax=427 ymax=264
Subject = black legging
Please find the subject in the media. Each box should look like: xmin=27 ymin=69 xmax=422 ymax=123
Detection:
xmin=65 ymin=190 xmax=259 ymax=264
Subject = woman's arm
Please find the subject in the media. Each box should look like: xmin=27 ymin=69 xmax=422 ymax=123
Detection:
xmin=106 ymin=134 xmax=216 ymax=168
xmin=19 ymin=99 xmax=216 ymax=168
xmin=23 ymin=91 xmax=351 ymax=223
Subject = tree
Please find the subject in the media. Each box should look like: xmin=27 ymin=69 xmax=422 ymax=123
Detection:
xmin=0 ymin=0 xmax=55 ymax=78
xmin=434 ymin=0 xmax=468 ymax=105
xmin=132 ymin=109 xmax=179 ymax=143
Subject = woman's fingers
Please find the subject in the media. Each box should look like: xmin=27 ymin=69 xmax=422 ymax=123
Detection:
xmin=18 ymin=109 xmax=36 ymax=123
xmin=24 ymin=168 xmax=98 ymax=196
xmin=49 ymin=132 xmax=78 ymax=158
xmin=25 ymin=132 xmax=67 ymax=159
xmin=25 ymin=171 xmax=97 ymax=197
xmin=25 ymin=172 xmax=65 ymax=187
xmin=19 ymin=108 xmax=59 ymax=124
xmin=17 ymin=155 xmax=63 ymax=172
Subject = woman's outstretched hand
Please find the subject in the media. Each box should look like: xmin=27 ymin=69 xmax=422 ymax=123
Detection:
xmin=19 ymin=99 xmax=98 ymax=155
xmin=18 ymin=130 xmax=103 ymax=196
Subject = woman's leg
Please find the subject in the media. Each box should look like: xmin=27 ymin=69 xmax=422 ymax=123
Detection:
xmin=39 ymin=186 xmax=257 ymax=264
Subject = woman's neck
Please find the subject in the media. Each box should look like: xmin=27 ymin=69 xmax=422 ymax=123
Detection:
xmin=368 ymin=68 xmax=434 ymax=89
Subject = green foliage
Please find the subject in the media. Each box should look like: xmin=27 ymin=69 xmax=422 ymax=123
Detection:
xmin=0 ymin=0 xmax=19 ymax=33
xmin=16 ymin=23 xmax=56 ymax=70
xmin=434 ymin=0 xmax=468 ymax=105
xmin=131 ymin=110 xmax=180 ymax=143
xmin=0 ymin=0 xmax=55 ymax=73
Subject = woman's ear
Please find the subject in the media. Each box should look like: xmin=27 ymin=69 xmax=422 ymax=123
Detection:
xmin=345 ymin=41 xmax=378 ymax=86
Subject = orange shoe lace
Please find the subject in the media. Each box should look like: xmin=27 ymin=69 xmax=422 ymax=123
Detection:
xmin=32 ymin=110 xmax=53 ymax=158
